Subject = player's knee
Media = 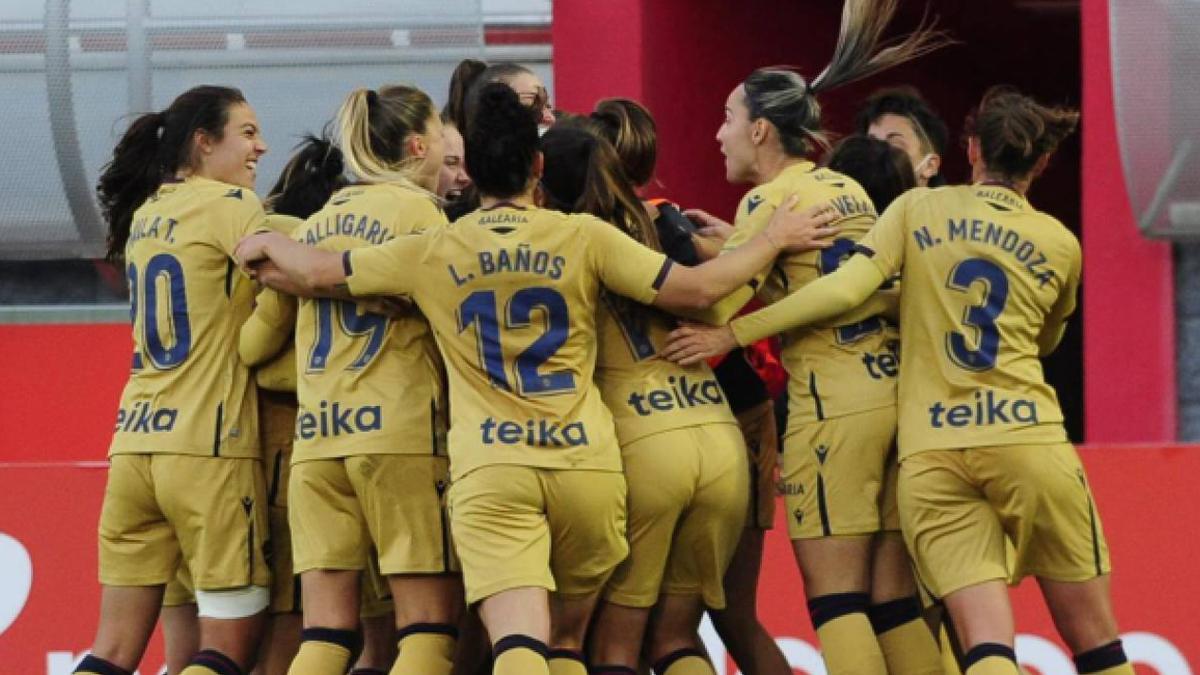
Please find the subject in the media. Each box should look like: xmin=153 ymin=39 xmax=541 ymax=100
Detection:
xmin=194 ymin=585 xmax=269 ymax=619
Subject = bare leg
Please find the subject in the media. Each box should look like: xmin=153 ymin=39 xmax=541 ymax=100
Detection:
xmin=254 ymin=612 xmax=302 ymax=675
xmin=162 ymin=603 xmax=200 ymax=674
xmin=479 ymin=586 xmax=550 ymax=645
xmin=89 ymin=585 xmax=165 ymax=671
xmin=1037 ymin=575 xmax=1122 ymax=654
xmin=588 ymin=601 xmax=651 ymax=668
xmin=707 ymin=529 xmax=790 ymax=675
xmin=942 ymin=580 xmax=1014 ymax=650
xmin=645 ymin=594 xmax=709 ymax=665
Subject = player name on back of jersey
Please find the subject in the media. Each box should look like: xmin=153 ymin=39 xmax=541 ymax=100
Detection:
xmin=928 ymin=389 xmax=1039 ymax=429
xmin=127 ymin=215 xmax=179 ymax=245
xmin=302 ymin=212 xmax=394 ymax=247
xmin=625 ymin=375 xmax=726 ymax=417
xmin=449 ymin=242 xmax=567 ymax=287
xmin=911 ymin=217 xmax=1057 ymax=287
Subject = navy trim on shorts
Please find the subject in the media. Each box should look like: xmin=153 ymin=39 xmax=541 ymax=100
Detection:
xmin=434 ymin=477 xmax=451 ymax=573
xmin=808 ymin=372 xmax=825 ymax=420
xmin=342 ymin=250 xmax=354 ymax=277
xmin=268 ymin=449 xmax=284 ymax=506
xmin=652 ymin=648 xmax=707 ymax=674
xmin=963 ymin=643 xmax=1017 ymax=669
xmin=212 ymin=402 xmax=224 ymax=456
xmin=224 ymin=259 xmax=236 ymax=298
xmin=816 ymin=473 xmax=832 ymax=537
xmin=1082 ymin=475 xmax=1103 ymax=576
xmin=651 ymin=259 xmax=674 ymax=291
xmin=853 ymin=243 xmax=876 ymax=258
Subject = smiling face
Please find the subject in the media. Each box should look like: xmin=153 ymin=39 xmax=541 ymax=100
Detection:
xmin=192 ymin=102 xmax=267 ymax=189
xmin=437 ymin=123 xmax=471 ymax=201
xmin=867 ymin=112 xmax=939 ymax=186
xmin=716 ymin=84 xmax=760 ymax=184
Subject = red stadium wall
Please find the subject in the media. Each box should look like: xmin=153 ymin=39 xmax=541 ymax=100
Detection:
xmin=553 ymin=0 xmax=1178 ymax=444
xmin=1 ymin=324 xmax=1198 ymax=673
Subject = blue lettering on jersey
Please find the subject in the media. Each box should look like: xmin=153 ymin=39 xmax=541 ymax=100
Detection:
xmin=477 ymin=244 xmax=565 ymax=280
xmin=861 ymin=341 xmax=900 ymax=379
xmin=827 ymin=194 xmax=876 ymax=218
xmin=927 ymin=389 xmax=1039 ymax=429
xmin=115 ymin=402 xmax=179 ymax=433
xmin=625 ymin=375 xmax=725 ymax=416
xmin=295 ymin=400 xmax=383 ymax=440
xmin=916 ymin=218 xmax=1056 ymax=288
xmin=304 ymin=213 xmax=392 ymax=247
xmin=128 ymin=216 xmax=179 ymax=245
xmin=479 ymin=417 xmax=589 ymax=447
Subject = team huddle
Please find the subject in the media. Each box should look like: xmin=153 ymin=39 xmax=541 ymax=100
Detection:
xmin=73 ymin=2 xmax=1132 ymax=675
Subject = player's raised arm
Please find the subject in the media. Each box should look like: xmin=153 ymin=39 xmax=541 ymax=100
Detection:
xmin=651 ymin=198 xmax=838 ymax=313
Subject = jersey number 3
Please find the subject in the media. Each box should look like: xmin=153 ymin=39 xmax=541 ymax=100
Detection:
xmin=458 ymin=287 xmax=575 ymax=395
xmin=945 ymin=257 xmax=1010 ymax=371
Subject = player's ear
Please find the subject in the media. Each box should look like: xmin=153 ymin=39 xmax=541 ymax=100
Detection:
xmin=751 ymin=118 xmax=769 ymax=147
xmin=407 ymin=133 xmax=427 ymax=160
xmin=966 ymin=136 xmax=982 ymax=167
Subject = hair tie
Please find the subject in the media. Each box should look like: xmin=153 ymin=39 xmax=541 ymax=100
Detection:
xmin=366 ymin=90 xmax=379 ymax=107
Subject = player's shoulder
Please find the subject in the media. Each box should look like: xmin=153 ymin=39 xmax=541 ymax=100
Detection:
xmin=264 ymin=213 xmax=303 ymax=235
xmin=379 ymin=182 xmax=447 ymax=226
xmin=192 ymin=177 xmax=264 ymax=210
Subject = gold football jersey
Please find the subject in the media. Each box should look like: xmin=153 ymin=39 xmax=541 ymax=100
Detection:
xmin=595 ymin=300 xmax=736 ymax=446
xmin=855 ymin=184 xmax=1077 ymax=457
xmin=722 ymin=161 xmax=898 ymax=429
xmin=110 ymin=176 xmax=269 ymax=458
xmin=290 ymin=183 xmax=449 ymax=461
xmin=344 ymin=205 xmax=671 ymax=480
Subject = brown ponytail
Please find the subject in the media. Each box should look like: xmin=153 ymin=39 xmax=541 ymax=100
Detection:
xmin=965 ymin=85 xmax=1080 ymax=180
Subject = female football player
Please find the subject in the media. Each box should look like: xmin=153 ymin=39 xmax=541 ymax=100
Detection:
xmin=664 ymin=86 xmax=1134 ymax=675
xmin=661 ymin=1 xmax=951 ymax=672
xmin=238 ymin=84 xmax=461 ymax=675
xmin=587 ymin=98 xmax=793 ymax=675
xmin=75 ymin=85 xmax=271 ymax=675
xmin=233 ymin=83 xmax=836 ymax=675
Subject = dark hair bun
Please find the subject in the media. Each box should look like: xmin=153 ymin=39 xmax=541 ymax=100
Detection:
xmin=465 ymin=82 xmax=539 ymax=199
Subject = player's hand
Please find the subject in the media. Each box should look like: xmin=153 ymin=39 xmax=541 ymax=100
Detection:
xmin=662 ymin=322 xmax=738 ymax=366
xmin=235 ymin=231 xmax=285 ymax=271
xmin=764 ymin=195 xmax=838 ymax=253
xmin=684 ymin=208 xmax=735 ymax=242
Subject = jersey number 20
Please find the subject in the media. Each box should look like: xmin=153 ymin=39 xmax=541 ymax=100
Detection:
xmin=127 ymin=254 xmax=192 ymax=371
xmin=457 ymin=287 xmax=575 ymax=395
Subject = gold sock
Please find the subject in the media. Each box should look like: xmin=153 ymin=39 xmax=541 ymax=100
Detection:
xmin=495 ymin=646 xmax=549 ymax=675
xmin=876 ymin=617 xmax=943 ymax=674
xmin=965 ymin=656 xmax=1021 ymax=675
xmin=391 ymin=631 xmax=456 ymax=675
xmin=547 ymin=655 xmax=588 ymax=675
xmin=941 ymin=622 xmax=964 ymax=675
xmin=868 ymin=598 xmax=943 ymax=675
xmin=287 ymin=639 xmax=352 ymax=675
xmin=660 ymin=655 xmax=716 ymax=675
xmin=815 ymin=614 xmax=888 ymax=674
xmin=1082 ymin=666 xmax=1135 ymax=675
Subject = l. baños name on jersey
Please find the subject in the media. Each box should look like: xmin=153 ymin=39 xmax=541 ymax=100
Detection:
xmin=449 ymin=244 xmax=567 ymax=286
